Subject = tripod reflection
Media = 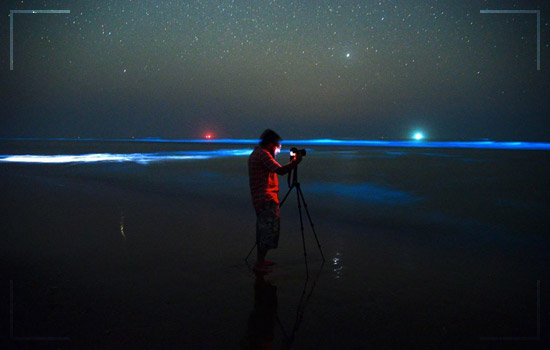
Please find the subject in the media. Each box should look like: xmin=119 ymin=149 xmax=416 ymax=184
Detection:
xmin=245 ymin=264 xmax=325 ymax=349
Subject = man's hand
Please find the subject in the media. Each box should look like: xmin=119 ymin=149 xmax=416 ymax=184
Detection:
xmin=276 ymin=152 xmax=303 ymax=175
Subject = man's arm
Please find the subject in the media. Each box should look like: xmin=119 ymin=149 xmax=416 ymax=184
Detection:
xmin=275 ymin=153 xmax=302 ymax=175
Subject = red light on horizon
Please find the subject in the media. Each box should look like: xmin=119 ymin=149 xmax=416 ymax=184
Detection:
xmin=205 ymin=133 xmax=213 ymax=139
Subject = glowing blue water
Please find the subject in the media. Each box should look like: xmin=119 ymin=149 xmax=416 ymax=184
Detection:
xmin=1 ymin=138 xmax=549 ymax=164
xmin=306 ymin=182 xmax=421 ymax=206
xmin=0 ymin=149 xmax=253 ymax=164
xmin=2 ymin=137 xmax=549 ymax=150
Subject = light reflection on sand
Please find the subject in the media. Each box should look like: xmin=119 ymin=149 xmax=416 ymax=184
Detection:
xmin=120 ymin=211 xmax=126 ymax=240
xmin=332 ymin=252 xmax=342 ymax=279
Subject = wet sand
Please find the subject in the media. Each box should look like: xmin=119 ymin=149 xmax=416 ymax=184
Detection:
xmin=1 ymin=143 xmax=549 ymax=349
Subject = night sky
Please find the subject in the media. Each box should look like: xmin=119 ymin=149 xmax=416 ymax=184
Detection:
xmin=1 ymin=0 xmax=549 ymax=140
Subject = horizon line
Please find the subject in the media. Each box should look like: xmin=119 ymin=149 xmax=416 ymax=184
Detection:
xmin=1 ymin=137 xmax=550 ymax=150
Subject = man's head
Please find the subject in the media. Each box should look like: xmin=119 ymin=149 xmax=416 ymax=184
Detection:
xmin=260 ymin=129 xmax=282 ymax=156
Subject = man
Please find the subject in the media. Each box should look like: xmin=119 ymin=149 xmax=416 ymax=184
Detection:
xmin=248 ymin=129 xmax=302 ymax=272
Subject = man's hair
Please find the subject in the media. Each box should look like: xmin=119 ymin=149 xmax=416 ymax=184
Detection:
xmin=259 ymin=129 xmax=282 ymax=146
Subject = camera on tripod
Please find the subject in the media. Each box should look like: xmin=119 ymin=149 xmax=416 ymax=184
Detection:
xmin=289 ymin=148 xmax=306 ymax=158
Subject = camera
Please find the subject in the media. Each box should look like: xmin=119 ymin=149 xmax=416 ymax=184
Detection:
xmin=289 ymin=148 xmax=307 ymax=157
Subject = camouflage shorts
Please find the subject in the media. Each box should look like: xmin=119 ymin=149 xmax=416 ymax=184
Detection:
xmin=256 ymin=201 xmax=280 ymax=250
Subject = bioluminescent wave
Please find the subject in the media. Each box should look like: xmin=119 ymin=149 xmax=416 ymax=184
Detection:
xmin=2 ymin=138 xmax=550 ymax=150
xmin=284 ymin=139 xmax=550 ymax=150
xmin=307 ymin=182 xmax=421 ymax=206
xmin=0 ymin=149 xmax=252 ymax=164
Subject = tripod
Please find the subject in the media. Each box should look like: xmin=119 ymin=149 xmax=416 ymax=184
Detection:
xmin=245 ymin=160 xmax=325 ymax=278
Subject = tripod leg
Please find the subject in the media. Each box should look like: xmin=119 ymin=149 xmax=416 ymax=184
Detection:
xmin=297 ymin=185 xmax=326 ymax=262
xmin=296 ymin=184 xmax=309 ymax=279
xmin=245 ymin=242 xmax=257 ymax=262
xmin=279 ymin=184 xmax=294 ymax=208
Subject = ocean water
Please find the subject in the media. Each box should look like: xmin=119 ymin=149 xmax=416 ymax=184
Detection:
xmin=2 ymin=139 xmax=548 ymax=235
xmin=0 ymin=139 xmax=549 ymax=348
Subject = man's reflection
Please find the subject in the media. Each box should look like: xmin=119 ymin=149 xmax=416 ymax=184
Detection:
xmin=246 ymin=271 xmax=277 ymax=349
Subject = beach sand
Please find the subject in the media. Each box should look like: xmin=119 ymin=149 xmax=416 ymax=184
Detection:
xmin=1 ymin=142 xmax=549 ymax=349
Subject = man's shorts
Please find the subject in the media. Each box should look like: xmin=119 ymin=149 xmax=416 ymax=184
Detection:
xmin=256 ymin=201 xmax=280 ymax=250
